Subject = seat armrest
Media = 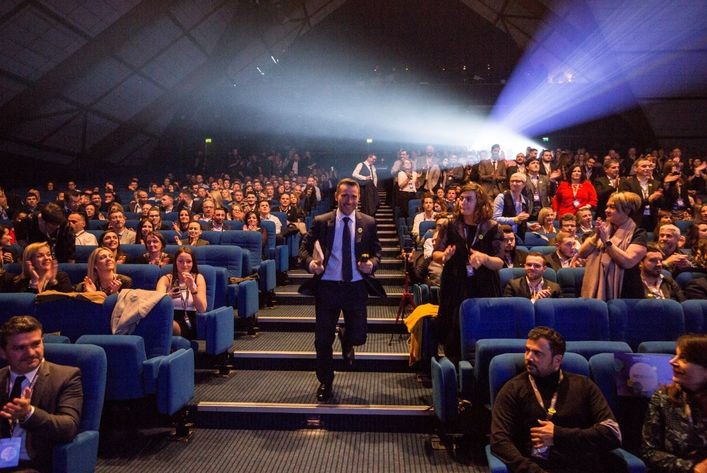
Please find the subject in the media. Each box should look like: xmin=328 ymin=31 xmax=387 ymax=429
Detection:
xmin=227 ymin=280 xmax=259 ymax=319
xmin=485 ymin=445 xmax=509 ymax=473
xmin=53 ymin=430 xmax=100 ymax=473
xmin=258 ymin=260 xmax=277 ymax=292
xmin=459 ymin=360 xmax=473 ymax=399
xmin=156 ymin=348 xmax=195 ymax=416
xmin=76 ymin=335 xmax=146 ymax=401
xmin=197 ymin=306 xmax=235 ymax=356
xmin=608 ymin=448 xmax=646 ymax=473
xmin=142 ymin=357 xmax=162 ymax=395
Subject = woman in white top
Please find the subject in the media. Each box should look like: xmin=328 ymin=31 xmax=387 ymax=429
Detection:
xmin=396 ymin=158 xmax=419 ymax=218
xmin=156 ymin=246 xmax=207 ymax=339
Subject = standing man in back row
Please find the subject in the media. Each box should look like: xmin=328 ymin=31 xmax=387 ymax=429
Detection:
xmin=299 ymin=178 xmax=384 ymax=402
xmin=352 ymin=154 xmax=378 ymax=216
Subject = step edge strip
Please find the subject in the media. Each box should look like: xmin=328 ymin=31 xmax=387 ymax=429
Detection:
xmin=197 ymin=402 xmax=432 ymax=416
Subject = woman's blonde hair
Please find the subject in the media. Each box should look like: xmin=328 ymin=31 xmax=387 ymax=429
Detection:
xmin=86 ymin=247 xmax=114 ymax=284
xmin=607 ymin=192 xmax=642 ymax=221
xmin=17 ymin=242 xmax=50 ymax=281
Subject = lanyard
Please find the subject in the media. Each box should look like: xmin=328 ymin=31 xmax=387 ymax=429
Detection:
xmin=528 ymin=370 xmax=563 ymax=420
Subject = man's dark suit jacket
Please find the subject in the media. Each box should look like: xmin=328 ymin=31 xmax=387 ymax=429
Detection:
xmin=544 ymin=252 xmax=564 ymax=272
xmin=503 ymin=276 xmax=561 ymax=299
xmin=0 ymin=361 xmax=83 ymax=473
xmin=298 ymin=210 xmax=385 ymax=298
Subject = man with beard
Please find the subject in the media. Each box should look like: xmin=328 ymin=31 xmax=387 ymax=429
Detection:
xmin=491 ymin=327 xmax=622 ymax=472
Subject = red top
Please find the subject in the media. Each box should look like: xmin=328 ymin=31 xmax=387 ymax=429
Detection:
xmin=552 ymin=180 xmax=597 ymax=216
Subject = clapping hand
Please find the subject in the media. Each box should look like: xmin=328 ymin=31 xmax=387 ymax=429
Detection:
xmin=468 ymin=249 xmax=487 ymax=269
xmin=83 ymin=276 xmax=97 ymax=292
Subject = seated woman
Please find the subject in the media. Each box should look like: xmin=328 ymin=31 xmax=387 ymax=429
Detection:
xmin=83 ymin=203 xmax=105 ymax=221
xmin=6 ymin=242 xmax=73 ymax=293
xmin=172 ymin=209 xmax=193 ymax=237
xmin=642 ymin=334 xmax=707 ymax=473
xmin=98 ymin=230 xmax=127 ymax=264
xmin=155 ymin=246 xmax=207 ymax=339
xmin=135 ymin=217 xmax=154 ymax=245
xmin=78 ymin=247 xmax=132 ymax=295
xmin=537 ymin=207 xmax=558 ymax=236
xmin=243 ymin=211 xmax=267 ymax=256
xmin=138 ymin=231 xmax=171 ymax=267
xmin=0 ymin=225 xmax=21 ymax=265
xmin=174 ymin=221 xmax=209 ymax=246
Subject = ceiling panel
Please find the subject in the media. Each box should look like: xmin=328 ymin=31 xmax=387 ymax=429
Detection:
xmin=43 ymin=113 xmax=85 ymax=153
xmin=94 ymin=74 xmax=164 ymax=121
xmin=39 ymin=0 xmax=141 ymax=37
xmin=169 ymin=0 xmax=223 ymax=30
xmin=142 ymin=36 xmax=207 ymax=89
xmin=0 ymin=75 xmax=25 ymax=106
xmin=642 ymin=100 xmax=707 ymax=137
xmin=190 ymin=3 xmax=235 ymax=55
xmin=84 ymin=113 xmax=121 ymax=148
xmin=115 ymin=15 xmax=182 ymax=68
xmin=0 ymin=5 xmax=86 ymax=81
xmin=62 ymin=56 xmax=132 ymax=105
xmin=11 ymin=112 xmax=77 ymax=142
xmin=106 ymin=134 xmax=153 ymax=164
xmin=0 ymin=140 xmax=73 ymax=164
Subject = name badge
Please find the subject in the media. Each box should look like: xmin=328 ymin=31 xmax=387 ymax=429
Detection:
xmin=643 ymin=205 xmax=651 ymax=216
xmin=533 ymin=192 xmax=540 ymax=202
xmin=0 ymin=438 xmax=21 ymax=468
xmin=676 ymin=197 xmax=684 ymax=207
xmin=573 ymin=199 xmax=580 ymax=208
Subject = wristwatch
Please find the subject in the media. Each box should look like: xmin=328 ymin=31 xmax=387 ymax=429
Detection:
xmin=604 ymin=240 xmax=613 ymax=248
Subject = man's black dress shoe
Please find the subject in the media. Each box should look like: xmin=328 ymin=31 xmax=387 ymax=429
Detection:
xmin=337 ymin=327 xmax=355 ymax=367
xmin=316 ymin=383 xmax=332 ymax=402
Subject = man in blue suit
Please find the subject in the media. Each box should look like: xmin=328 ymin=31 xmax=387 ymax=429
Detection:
xmin=299 ymin=178 xmax=384 ymax=402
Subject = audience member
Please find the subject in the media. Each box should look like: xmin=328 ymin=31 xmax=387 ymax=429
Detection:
xmin=639 ymin=244 xmax=685 ymax=301
xmin=524 ymin=156 xmax=553 ymax=221
xmin=67 ymin=212 xmax=97 ymax=246
xmin=536 ymin=207 xmax=557 ymax=236
xmin=435 ymin=182 xmax=504 ymax=364
xmin=156 ymin=246 xmax=207 ymax=339
xmin=641 ymin=334 xmax=707 ymax=473
xmin=545 ymin=231 xmax=581 ymax=271
xmin=107 ymin=210 xmax=136 ymax=245
xmin=0 ymin=315 xmax=83 ymax=472
xmin=78 ymin=247 xmax=132 ymax=295
xmin=594 ymin=158 xmax=623 ymax=219
xmin=499 ymin=225 xmax=528 ymax=268
xmin=98 ymin=230 xmax=127 ymax=264
xmin=396 ymin=158 xmax=418 ymax=218
xmin=411 ymin=194 xmax=436 ymax=244
xmin=139 ymin=231 xmax=172 ymax=267
xmin=352 ymin=154 xmax=378 ymax=216
xmin=658 ymin=224 xmax=694 ymax=274
xmin=620 ymin=156 xmax=664 ymax=231
xmin=503 ymin=252 xmax=560 ymax=302
xmin=135 ymin=218 xmax=154 ymax=245
xmin=552 ymin=163 xmax=597 ymax=216
xmin=490 ymin=327 xmax=621 ymax=472
xmin=14 ymin=202 xmax=75 ymax=263
xmin=580 ymin=192 xmax=647 ymax=299
xmin=493 ymin=173 xmax=538 ymax=241
xmin=175 ymin=221 xmax=209 ymax=247
xmin=5 ymin=242 xmax=72 ymax=293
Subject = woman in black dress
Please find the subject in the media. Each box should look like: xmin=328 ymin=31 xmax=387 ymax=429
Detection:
xmin=434 ymin=181 xmax=504 ymax=364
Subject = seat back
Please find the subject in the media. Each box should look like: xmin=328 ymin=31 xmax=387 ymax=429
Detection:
xmin=675 ymin=271 xmax=707 ymax=289
xmin=220 ymin=230 xmax=263 ymax=271
xmin=681 ymin=299 xmax=706 ymax=333
xmin=190 ymin=245 xmax=245 ymax=278
xmin=607 ymin=299 xmax=685 ymax=350
xmin=44 ymin=343 xmax=107 ymax=432
xmin=534 ymin=298 xmax=609 ymax=341
xmin=522 ymin=232 xmax=551 ymax=247
xmin=459 ymin=297 xmax=535 ymax=361
xmin=431 ymin=356 xmax=458 ymax=424
xmin=116 ymin=264 xmax=162 ymax=289
xmin=488 ymin=352 xmax=588 ymax=405
xmin=260 ymin=220 xmax=277 ymax=251
xmin=0 ymin=293 xmax=37 ymax=325
xmin=200 ymin=231 xmax=223 ymax=245
xmin=556 ymin=267 xmax=585 ymax=298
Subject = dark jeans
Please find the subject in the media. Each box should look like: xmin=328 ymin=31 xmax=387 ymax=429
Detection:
xmin=314 ymin=280 xmax=368 ymax=385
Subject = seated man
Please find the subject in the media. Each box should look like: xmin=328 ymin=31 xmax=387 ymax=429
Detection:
xmin=15 ymin=202 xmax=76 ymax=263
xmin=107 ymin=209 xmax=136 ymax=244
xmin=0 ymin=316 xmax=82 ymax=472
xmin=207 ymin=207 xmax=231 ymax=232
xmin=549 ymin=213 xmax=581 ymax=252
xmin=503 ymin=252 xmax=560 ymax=302
xmin=658 ymin=224 xmax=693 ymax=274
xmin=500 ymin=225 xmax=528 ymax=268
xmin=640 ymin=243 xmax=685 ymax=301
xmin=411 ymin=194 xmax=436 ymax=244
xmin=490 ymin=326 xmax=622 ymax=473
xmin=544 ymin=231 xmax=583 ymax=271
xmin=278 ymin=193 xmax=306 ymax=236
xmin=68 ymin=211 xmax=97 ymax=246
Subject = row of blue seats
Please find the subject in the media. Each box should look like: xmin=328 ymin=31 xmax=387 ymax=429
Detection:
xmin=0 ymin=264 xmax=234 ymax=358
xmin=7 ymin=244 xmax=259 ymax=321
xmin=433 ymin=351 xmax=648 ymax=472
xmin=432 ymin=297 xmax=705 ymax=406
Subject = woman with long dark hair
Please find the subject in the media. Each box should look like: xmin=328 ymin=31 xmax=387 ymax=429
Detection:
xmin=552 ymin=163 xmax=597 ymax=216
xmin=156 ymin=246 xmax=207 ymax=339
xmin=434 ymin=182 xmax=504 ymax=363
xmin=642 ymin=334 xmax=707 ymax=472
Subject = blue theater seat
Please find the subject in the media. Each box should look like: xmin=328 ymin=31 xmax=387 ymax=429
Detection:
xmin=499 ymin=267 xmax=556 ymax=290
xmin=556 ymin=267 xmax=585 ymax=298
xmin=534 ymin=297 xmax=610 ymax=341
xmin=45 ymin=343 xmax=107 ymax=473
xmin=680 ymin=299 xmax=706 ymax=333
xmin=607 ymin=299 xmax=685 ymax=350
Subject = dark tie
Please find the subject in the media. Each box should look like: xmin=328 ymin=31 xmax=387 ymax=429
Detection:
xmin=1 ymin=375 xmax=26 ymax=438
xmin=342 ymin=217 xmax=352 ymax=282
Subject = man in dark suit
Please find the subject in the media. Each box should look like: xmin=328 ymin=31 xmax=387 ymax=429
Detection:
xmin=0 ymin=316 xmax=82 ymax=472
xmin=299 ymin=178 xmax=384 ymax=402
xmin=594 ymin=158 xmax=623 ymax=219
xmin=503 ymin=252 xmax=561 ymax=301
